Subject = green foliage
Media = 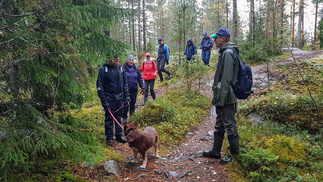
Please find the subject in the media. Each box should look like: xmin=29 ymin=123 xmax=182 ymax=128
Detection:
xmin=130 ymin=88 xmax=209 ymax=149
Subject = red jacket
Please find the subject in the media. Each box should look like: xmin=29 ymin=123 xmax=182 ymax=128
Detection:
xmin=139 ymin=59 xmax=157 ymax=80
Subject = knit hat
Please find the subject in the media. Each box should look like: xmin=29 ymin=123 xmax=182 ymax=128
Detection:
xmin=127 ymin=55 xmax=134 ymax=60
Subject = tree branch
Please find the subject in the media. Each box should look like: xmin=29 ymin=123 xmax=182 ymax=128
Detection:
xmin=3 ymin=12 xmax=35 ymax=18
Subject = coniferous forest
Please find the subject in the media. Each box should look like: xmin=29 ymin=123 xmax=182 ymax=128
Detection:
xmin=1 ymin=0 xmax=323 ymax=181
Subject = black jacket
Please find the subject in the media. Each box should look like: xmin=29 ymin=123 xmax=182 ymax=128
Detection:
xmin=97 ymin=63 xmax=130 ymax=106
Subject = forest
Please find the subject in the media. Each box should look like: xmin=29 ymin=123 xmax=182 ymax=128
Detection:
xmin=1 ymin=0 xmax=323 ymax=181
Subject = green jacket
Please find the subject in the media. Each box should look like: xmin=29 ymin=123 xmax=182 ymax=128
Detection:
xmin=212 ymin=42 xmax=240 ymax=106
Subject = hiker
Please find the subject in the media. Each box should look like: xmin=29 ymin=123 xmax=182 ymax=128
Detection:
xmin=157 ymin=38 xmax=171 ymax=82
xmin=139 ymin=53 xmax=157 ymax=104
xmin=122 ymin=55 xmax=145 ymax=124
xmin=184 ymin=38 xmax=197 ymax=61
xmin=97 ymin=55 xmax=130 ymax=146
xmin=203 ymin=28 xmax=240 ymax=164
xmin=200 ymin=31 xmax=213 ymax=66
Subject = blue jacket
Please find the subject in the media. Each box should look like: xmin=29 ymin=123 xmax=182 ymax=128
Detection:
xmin=157 ymin=44 xmax=170 ymax=61
xmin=96 ymin=64 xmax=130 ymax=106
xmin=184 ymin=39 xmax=197 ymax=59
xmin=200 ymin=36 xmax=213 ymax=51
xmin=123 ymin=64 xmax=144 ymax=92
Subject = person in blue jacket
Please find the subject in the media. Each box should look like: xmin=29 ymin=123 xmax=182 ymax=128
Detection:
xmin=200 ymin=31 xmax=213 ymax=65
xmin=97 ymin=55 xmax=130 ymax=146
xmin=122 ymin=55 xmax=145 ymax=124
xmin=184 ymin=38 xmax=197 ymax=61
xmin=157 ymin=38 xmax=171 ymax=82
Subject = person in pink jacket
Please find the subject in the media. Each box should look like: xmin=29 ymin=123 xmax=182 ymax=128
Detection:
xmin=139 ymin=53 xmax=158 ymax=104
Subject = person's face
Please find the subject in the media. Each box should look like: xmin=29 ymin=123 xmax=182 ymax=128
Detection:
xmin=203 ymin=34 xmax=207 ymax=38
xmin=214 ymin=36 xmax=225 ymax=48
xmin=188 ymin=41 xmax=192 ymax=45
xmin=127 ymin=58 xmax=134 ymax=66
xmin=158 ymin=41 xmax=163 ymax=45
xmin=110 ymin=56 xmax=119 ymax=66
xmin=145 ymin=55 xmax=150 ymax=60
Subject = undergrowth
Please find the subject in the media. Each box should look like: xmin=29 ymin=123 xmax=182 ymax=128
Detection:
xmin=228 ymin=56 xmax=323 ymax=182
xmin=130 ymin=88 xmax=210 ymax=150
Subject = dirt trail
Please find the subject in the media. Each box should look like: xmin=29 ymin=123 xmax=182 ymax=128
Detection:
xmin=99 ymin=49 xmax=322 ymax=181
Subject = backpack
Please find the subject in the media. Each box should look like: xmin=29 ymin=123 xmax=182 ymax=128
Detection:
xmin=226 ymin=47 xmax=254 ymax=99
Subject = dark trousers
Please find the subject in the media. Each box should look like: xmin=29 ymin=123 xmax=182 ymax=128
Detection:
xmin=202 ymin=50 xmax=211 ymax=65
xmin=144 ymin=79 xmax=156 ymax=102
xmin=122 ymin=90 xmax=138 ymax=119
xmin=215 ymin=103 xmax=238 ymax=137
xmin=157 ymin=59 xmax=171 ymax=81
xmin=104 ymin=100 xmax=123 ymax=141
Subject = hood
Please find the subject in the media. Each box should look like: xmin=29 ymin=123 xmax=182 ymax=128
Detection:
xmin=187 ymin=38 xmax=193 ymax=44
xmin=220 ymin=42 xmax=239 ymax=54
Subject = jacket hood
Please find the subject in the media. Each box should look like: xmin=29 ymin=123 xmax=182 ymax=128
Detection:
xmin=187 ymin=38 xmax=193 ymax=44
xmin=220 ymin=42 xmax=239 ymax=54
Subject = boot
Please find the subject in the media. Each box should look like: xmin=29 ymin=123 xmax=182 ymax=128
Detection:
xmin=158 ymin=72 xmax=163 ymax=82
xmin=116 ymin=136 xmax=127 ymax=143
xmin=166 ymin=70 xmax=172 ymax=80
xmin=151 ymin=91 xmax=156 ymax=100
xmin=220 ymin=135 xmax=239 ymax=164
xmin=202 ymin=131 xmax=224 ymax=159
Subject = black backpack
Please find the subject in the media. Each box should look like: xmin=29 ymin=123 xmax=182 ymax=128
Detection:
xmin=226 ymin=47 xmax=254 ymax=99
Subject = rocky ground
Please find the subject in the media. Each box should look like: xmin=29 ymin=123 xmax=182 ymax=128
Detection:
xmin=76 ymin=49 xmax=323 ymax=182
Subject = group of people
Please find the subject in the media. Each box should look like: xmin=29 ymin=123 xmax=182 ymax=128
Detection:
xmin=184 ymin=31 xmax=213 ymax=65
xmin=97 ymin=28 xmax=240 ymax=164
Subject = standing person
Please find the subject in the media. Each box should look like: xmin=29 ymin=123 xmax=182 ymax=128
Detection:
xmin=156 ymin=39 xmax=171 ymax=82
xmin=202 ymin=28 xmax=240 ymax=164
xmin=184 ymin=38 xmax=197 ymax=62
xmin=200 ymin=31 xmax=213 ymax=66
xmin=97 ymin=55 xmax=130 ymax=146
xmin=139 ymin=53 xmax=157 ymax=104
xmin=122 ymin=55 xmax=145 ymax=124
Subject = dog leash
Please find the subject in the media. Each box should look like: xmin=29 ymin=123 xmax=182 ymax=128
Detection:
xmin=107 ymin=107 xmax=124 ymax=130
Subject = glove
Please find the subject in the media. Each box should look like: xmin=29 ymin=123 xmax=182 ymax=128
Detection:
xmin=166 ymin=60 xmax=169 ymax=65
xmin=103 ymin=101 xmax=110 ymax=110
xmin=140 ymin=89 xmax=145 ymax=95
xmin=215 ymin=104 xmax=222 ymax=111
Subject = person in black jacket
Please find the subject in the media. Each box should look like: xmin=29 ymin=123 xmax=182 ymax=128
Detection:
xmin=97 ymin=55 xmax=130 ymax=146
xmin=122 ymin=55 xmax=145 ymax=124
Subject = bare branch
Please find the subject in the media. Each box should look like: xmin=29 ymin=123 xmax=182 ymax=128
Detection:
xmin=3 ymin=12 xmax=35 ymax=18
xmin=0 ymin=38 xmax=14 ymax=46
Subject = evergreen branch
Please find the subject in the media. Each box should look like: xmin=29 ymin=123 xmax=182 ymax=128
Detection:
xmin=0 ymin=38 xmax=14 ymax=45
xmin=2 ymin=12 xmax=35 ymax=18
xmin=8 ymin=29 xmax=46 ymax=50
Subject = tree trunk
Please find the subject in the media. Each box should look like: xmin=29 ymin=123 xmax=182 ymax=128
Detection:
xmin=137 ymin=0 xmax=141 ymax=60
xmin=313 ymin=0 xmax=319 ymax=50
xmin=233 ymin=0 xmax=237 ymax=41
xmin=249 ymin=0 xmax=255 ymax=47
xmin=132 ymin=0 xmax=135 ymax=52
xmin=226 ymin=0 xmax=229 ymax=28
xmin=280 ymin=0 xmax=284 ymax=46
xmin=292 ymin=0 xmax=295 ymax=47
xmin=297 ymin=0 xmax=304 ymax=48
xmin=143 ymin=0 xmax=146 ymax=51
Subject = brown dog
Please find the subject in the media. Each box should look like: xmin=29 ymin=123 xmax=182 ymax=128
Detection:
xmin=124 ymin=123 xmax=159 ymax=168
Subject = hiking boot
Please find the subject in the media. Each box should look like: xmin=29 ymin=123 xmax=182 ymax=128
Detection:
xmin=116 ymin=136 xmax=127 ymax=143
xmin=202 ymin=131 xmax=224 ymax=159
xmin=220 ymin=135 xmax=239 ymax=164
xmin=158 ymin=80 xmax=163 ymax=83
xmin=122 ymin=118 xmax=127 ymax=125
xmin=168 ymin=74 xmax=172 ymax=80
xmin=107 ymin=138 xmax=114 ymax=146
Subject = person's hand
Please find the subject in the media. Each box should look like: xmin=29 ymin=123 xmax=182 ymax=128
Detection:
xmin=140 ymin=89 xmax=145 ymax=95
xmin=139 ymin=68 xmax=143 ymax=72
xmin=103 ymin=101 xmax=110 ymax=110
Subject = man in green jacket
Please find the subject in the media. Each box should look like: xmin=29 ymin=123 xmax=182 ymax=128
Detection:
xmin=203 ymin=28 xmax=240 ymax=164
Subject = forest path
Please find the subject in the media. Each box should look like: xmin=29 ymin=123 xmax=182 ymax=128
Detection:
xmin=111 ymin=49 xmax=323 ymax=182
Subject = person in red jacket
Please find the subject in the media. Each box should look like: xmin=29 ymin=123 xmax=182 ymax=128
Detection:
xmin=139 ymin=53 xmax=158 ymax=104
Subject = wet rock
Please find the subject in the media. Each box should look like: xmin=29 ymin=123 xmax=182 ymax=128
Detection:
xmin=158 ymin=157 xmax=168 ymax=161
xmin=248 ymin=112 xmax=266 ymax=125
xmin=169 ymin=171 xmax=180 ymax=177
xmin=155 ymin=170 xmax=163 ymax=175
xmin=135 ymin=167 xmax=151 ymax=172
xmin=187 ymin=132 xmax=193 ymax=136
xmin=207 ymin=131 xmax=214 ymax=136
xmin=127 ymin=156 xmax=135 ymax=160
xmin=137 ymin=174 xmax=147 ymax=178
xmin=102 ymin=160 xmax=119 ymax=177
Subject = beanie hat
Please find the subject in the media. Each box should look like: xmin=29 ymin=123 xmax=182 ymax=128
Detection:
xmin=127 ymin=55 xmax=134 ymax=60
